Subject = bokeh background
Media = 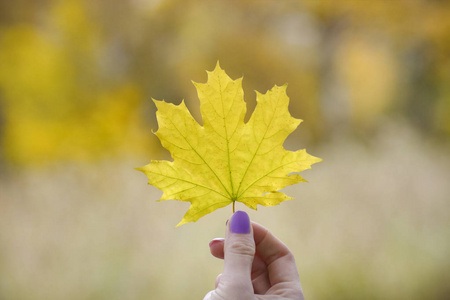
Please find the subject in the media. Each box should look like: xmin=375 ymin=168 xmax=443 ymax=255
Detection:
xmin=1 ymin=0 xmax=450 ymax=299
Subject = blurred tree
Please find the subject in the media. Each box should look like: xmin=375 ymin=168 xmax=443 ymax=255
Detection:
xmin=306 ymin=0 xmax=450 ymax=139
xmin=0 ymin=0 xmax=153 ymax=166
xmin=0 ymin=0 xmax=449 ymax=167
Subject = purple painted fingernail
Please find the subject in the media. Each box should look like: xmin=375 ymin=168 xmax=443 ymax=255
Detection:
xmin=230 ymin=211 xmax=250 ymax=234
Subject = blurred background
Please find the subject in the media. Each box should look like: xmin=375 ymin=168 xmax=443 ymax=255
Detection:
xmin=1 ymin=0 xmax=449 ymax=299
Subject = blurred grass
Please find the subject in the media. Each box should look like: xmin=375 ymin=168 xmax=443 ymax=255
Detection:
xmin=1 ymin=121 xmax=449 ymax=300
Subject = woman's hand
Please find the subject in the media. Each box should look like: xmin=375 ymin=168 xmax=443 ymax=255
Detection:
xmin=203 ymin=211 xmax=305 ymax=300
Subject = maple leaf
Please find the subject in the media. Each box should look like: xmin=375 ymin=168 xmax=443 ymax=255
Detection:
xmin=137 ymin=63 xmax=321 ymax=226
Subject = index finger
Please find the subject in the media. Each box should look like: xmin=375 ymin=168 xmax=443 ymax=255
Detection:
xmin=252 ymin=222 xmax=301 ymax=286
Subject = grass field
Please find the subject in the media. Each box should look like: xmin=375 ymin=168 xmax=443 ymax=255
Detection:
xmin=1 ymin=122 xmax=449 ymax=299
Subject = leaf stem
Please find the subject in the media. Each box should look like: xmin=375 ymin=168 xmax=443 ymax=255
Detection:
xmin=233 ymin=201 xmax=235 ymax=213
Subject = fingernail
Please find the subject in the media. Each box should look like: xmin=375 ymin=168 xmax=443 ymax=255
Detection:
xmin=230 ymin=211 xmax=250 ymax=234
xmin=209 ymin=238 xmax=224 ymax=248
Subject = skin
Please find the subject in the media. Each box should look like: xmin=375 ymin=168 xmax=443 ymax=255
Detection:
xmin=203 ymin=220 xmax=305 ymax=300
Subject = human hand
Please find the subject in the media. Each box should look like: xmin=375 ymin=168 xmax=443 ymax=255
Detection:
xmin=203 ymin=211 xmax=305 ymax=300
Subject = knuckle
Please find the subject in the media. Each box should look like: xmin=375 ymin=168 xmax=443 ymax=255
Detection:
xmin=227 ymin=239 xmax=255 ymax=257
xmin=284 ymin=252 xmax=296 ymax=264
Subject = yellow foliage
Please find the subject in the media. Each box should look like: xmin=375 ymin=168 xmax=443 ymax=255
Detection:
xmin=1 ymin=0 xmax=450 ymax=168
xmin=51 ymin=0 xmax=98 ymax=51
xmin=0 ymin=2 xmax=151 ymax=165
xmin=335 ymin=33 xmax=398 ymax=129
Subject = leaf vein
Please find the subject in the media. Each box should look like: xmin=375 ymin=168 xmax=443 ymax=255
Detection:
xmin=148 ymin=169 xmax=229 ymax=199
xmin=166 ymin=116 xmax=232 ymax=198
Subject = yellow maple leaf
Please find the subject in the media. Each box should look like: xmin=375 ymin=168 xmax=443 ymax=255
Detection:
xmin=137 ymin=63 xmax=321 ymax=226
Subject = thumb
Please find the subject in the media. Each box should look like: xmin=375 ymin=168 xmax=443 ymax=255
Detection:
xmin=220 ymin=211 xmax=255 ymax=296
